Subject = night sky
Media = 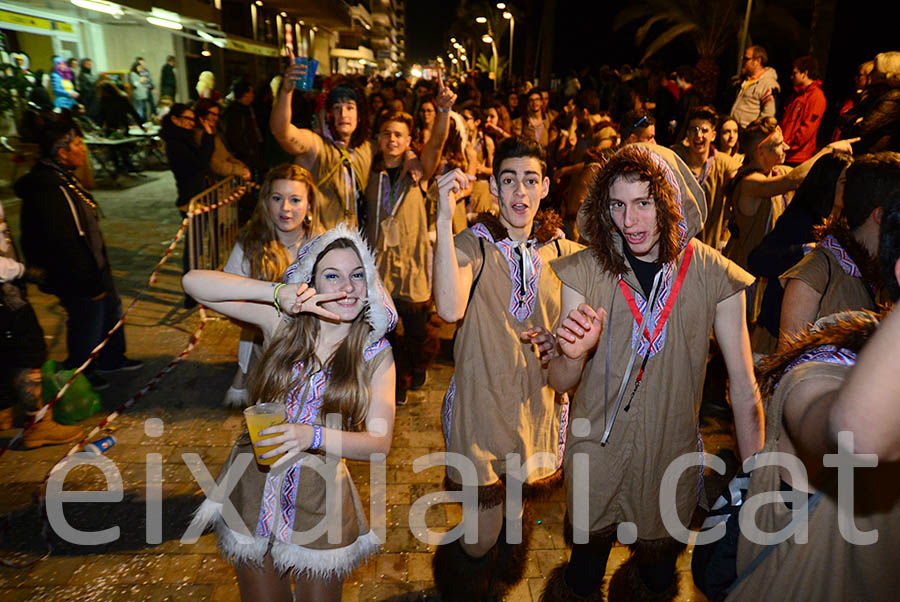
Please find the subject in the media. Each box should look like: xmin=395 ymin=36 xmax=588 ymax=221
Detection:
xmin=404 ymin=0 xmax=461 ymax=65
xmin=404 ymin=0 xmax=897 ymax=106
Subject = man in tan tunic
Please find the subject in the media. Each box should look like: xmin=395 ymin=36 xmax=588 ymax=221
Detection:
xmin=670 ymin=105 xmax=741 ymax=251
xmin=542 ymin=144 xmax=763 ymax=601
xmin=721 ymin=194 xmax=900 ymax=600
xmin=364 ymin=77 xmax=455 ymax=403
xmin=431 ymin=137 xmax=581 ymax=600
xmin=778 ymin=152 xmax=900 ymax=349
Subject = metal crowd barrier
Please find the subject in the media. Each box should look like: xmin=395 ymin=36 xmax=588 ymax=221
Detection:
xmin=186 ymin=175 xmax=247 ymax=270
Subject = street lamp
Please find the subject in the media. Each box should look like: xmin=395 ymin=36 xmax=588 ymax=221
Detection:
xmin=475 ymin=16 xmax=487 ymax=23
xmin=503 ymin=10 xmax=514 ymax=83
xmin=496 ymin=2 xmax=506 ymax=9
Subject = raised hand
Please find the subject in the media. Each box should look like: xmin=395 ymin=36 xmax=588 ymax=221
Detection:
xmin=521 ymin=326 xmax=559 ymax=367
xmin=556 ymin=303 xmax=606 ymax=360
xmin=435 ymin=70 xmax=457 ymax=111
xmin=435 ymin=168 xmax=474 ymax=222
xmin=277 ymin=283 xmax=345 ymax=320
xmin=826 ymin=137 xmax=860 ymax=154
xmin=281 ymin=45 xmax=307 ymax=93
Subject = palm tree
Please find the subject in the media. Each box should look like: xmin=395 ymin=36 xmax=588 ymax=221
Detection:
xmin=613 ymin=0 xmax=744 ymax=102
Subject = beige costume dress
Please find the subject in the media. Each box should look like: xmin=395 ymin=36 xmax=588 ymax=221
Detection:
xmin=295 ymin=135 xmax=373 ymax=230
xmin=552 ymin=144 xmax=754 ymax=541
xmin=780 ymin=237 xmax=878 ymax=321
xmin=469 ymin=133 xmax=495 ymax=216
xmin=727 ymin=347 xmax=900 ymax=600
xmin=672 ymin=144 xmax=741 ymax=250
xmin=442 ymin=221 xmax=581 ymax=503
xmin=192 ymin=224 xmax=398 ymax=579
xmin=725 ymin=165 xmax=791 ymax=320
xmin=364 ymin=170 xmax=431 ymax=304
xmin=724 ymin=166 xmax=791 ymax=270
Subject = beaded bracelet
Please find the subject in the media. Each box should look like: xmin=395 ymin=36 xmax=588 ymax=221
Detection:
xmin=310 ymin=425 xmax=323 ymax=450
xmin=273 ymin=283 xmax=286 ymax=314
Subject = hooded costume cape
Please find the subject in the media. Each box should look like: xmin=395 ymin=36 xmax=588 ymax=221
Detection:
xmin=550 ymin=143 xmax=754 ymax=540
xmin=192 ymin=224 xmax=397 ymax=579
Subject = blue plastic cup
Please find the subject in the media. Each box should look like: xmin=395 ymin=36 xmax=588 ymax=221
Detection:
xmin=294 ymin=57 xmax=318 ymax=91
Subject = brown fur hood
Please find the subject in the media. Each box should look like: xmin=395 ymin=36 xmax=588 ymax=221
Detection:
xmin=473 ymin=209 xmax=564 ymax=244
xmin=576 ymin=143 xmax=706 ymax=275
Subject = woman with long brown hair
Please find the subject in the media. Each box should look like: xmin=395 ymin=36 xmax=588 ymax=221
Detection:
xmin=184 ymin=223 xmax=397 ymax=601
xmin=222 ymin=164 xmax=321 ymax=406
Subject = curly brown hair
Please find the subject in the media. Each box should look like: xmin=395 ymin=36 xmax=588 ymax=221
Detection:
xmin=577 ymin=147 xmax=684 ymax=274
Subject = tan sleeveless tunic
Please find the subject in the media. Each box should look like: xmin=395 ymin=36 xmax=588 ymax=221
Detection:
xmin=442 ymin=226 xmax=582 ymax=488
xmin=364 ymin=171 xmax=431 ymax=304
xmin=551 ymin=242 xmax=753 ymax=539
xmin=727 ymin=360 xmax=900 ymax=600
xmin=296 ymin=136 xmax=374 ymax=230
xmin=780 ymin=244 xmax=877 ymax=320
xmin=194 ymin=343 xmax=391 ymax=577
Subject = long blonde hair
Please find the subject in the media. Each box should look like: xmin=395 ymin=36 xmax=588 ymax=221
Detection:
xmin=248 ymin=239 xmax=373 ymax=430
xmin=237 ymin=164 xmax=321 ymax=281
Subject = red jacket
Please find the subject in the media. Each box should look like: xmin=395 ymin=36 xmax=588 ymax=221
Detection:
xmin=781 ymin=80 xmax=826 ymax=163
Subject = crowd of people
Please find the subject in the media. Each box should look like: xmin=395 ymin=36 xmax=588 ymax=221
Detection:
xmin=3 ymin=42 xmax=900 ymax=602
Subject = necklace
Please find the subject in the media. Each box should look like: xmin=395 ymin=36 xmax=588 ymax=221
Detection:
xmin=41 ymin=160 xmax=100 ymax=216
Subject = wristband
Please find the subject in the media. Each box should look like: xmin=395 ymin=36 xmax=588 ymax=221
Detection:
xmin=273 ymin=282 xmax=286 ymax=314
xmin=438 ymin=106 xmax=450 ymax=114
xmin=310 ymin=425 xmax=323 ymax=450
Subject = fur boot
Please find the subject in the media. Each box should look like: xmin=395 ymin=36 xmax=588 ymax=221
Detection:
xmin=539 ymin=564 xmax=605 ymax=601
xmin=492 ymin=501 xmax=536 ymax=590
xmin=606 ymin=538 xmax=685 ymax=602
xmin=432 ymin=538 xmax=498 ymax=602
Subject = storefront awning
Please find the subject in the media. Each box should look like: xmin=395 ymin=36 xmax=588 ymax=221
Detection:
xmin=221 ymin=36 xmax=278 ymax=58
xmin=330 ymin=46 xmax=375 ymax=61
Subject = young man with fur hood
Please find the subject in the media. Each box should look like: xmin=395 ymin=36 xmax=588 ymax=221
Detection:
xmin=695 ymin=191 xmax=900 ymax=601
xmin=543 ymin=144 xmax=764 ymax=601
xmin=431 ymin=137 xmax=582 ymax=601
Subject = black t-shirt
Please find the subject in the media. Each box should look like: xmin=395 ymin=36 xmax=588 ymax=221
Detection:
xmin=385 ymin=165 xmax=402 ymax=186
xmin=622 ymin=237 xmax=662 ymax=298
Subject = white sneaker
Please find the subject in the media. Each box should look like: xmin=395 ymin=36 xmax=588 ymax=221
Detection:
xmin=223 ymin=387 xmax=250 ymax=408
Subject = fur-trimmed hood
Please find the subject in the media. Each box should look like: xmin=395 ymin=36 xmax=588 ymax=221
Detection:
xmin=282 ymin=223 xmax=397 ymax=346
xmin=576 ymin=143 xmax=706 ymax=274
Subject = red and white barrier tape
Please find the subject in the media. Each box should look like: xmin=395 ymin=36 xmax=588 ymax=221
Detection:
xmin=0 ymin=181 xmax=248 ymax=567
xmin=0 ymin=185 xmax=245 ymax=459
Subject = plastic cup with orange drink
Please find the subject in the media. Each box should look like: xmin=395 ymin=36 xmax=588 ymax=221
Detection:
xmin=244 ymin=402 xmax=286 ymax=465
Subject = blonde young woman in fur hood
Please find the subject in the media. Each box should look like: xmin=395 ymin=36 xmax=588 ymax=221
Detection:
xmin=542 ymin=144 xmax=763 ymax=601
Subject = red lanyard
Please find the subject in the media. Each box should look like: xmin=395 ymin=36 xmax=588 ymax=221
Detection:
xmin=617 ymin=242 xmax=694 ymax=393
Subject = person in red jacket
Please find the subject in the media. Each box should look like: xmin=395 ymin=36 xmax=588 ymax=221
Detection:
xmin=781 ymin=56 xmax=827 ymax=165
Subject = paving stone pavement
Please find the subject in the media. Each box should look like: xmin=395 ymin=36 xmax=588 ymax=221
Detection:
xmin=0 ymin=172 xmax=722 ymax=600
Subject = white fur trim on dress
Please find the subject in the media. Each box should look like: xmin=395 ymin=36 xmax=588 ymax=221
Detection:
xmin=193 ymin=498 xmax=381 ymax=579
xmin=282 ymin=222 xmax=397 ymax=346
xmin=271 ymin=530 xmax=381 ymax=580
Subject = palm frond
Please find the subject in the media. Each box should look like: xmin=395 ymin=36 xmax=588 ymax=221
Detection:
xmin=634 ymin=13 xmax=681 ymax=46
xmin=641 ymin=22 xmax=698 ymax=64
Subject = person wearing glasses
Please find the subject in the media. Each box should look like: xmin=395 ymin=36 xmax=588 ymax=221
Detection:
xmin=220 ymin=80 xmax=265 ymax=181
xmin=193 ymin=98 xmax=252 ymax=183
xmin=161 ymin=103 xmax=214 ymax=296
xmin=731 ymin=45 xmax=781 ymax=129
